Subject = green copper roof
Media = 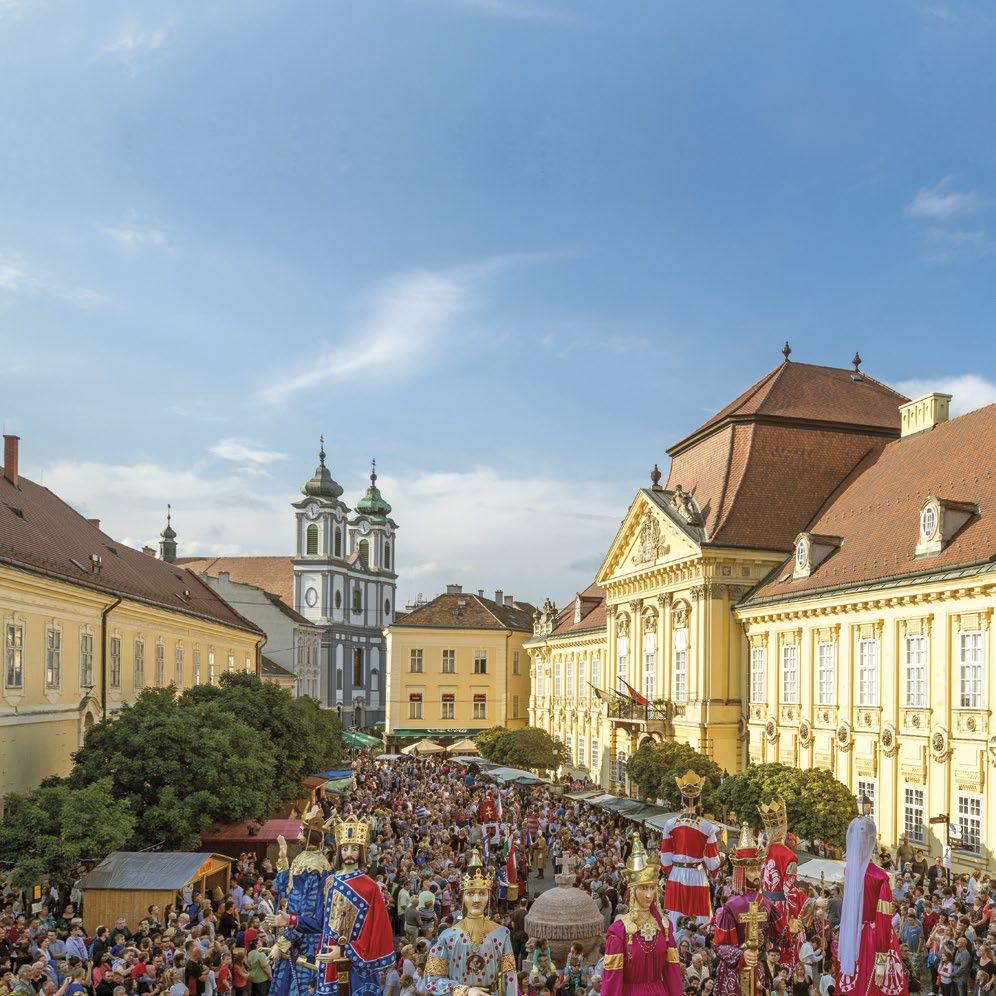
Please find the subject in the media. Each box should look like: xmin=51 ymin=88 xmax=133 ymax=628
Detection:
xmin=160 ymin=505 xmax=177 ymax=540
xmin=301 ymin=438 xmax=343 ymax=501
xmin=355 ymin=461 xmax=391 ymax=519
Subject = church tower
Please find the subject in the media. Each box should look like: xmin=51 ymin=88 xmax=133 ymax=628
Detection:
xmin=159 ymin=505 xmax=177 ymax=563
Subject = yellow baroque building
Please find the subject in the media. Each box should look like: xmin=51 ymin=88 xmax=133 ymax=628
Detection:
xmin=0 ymin=435 xmax=265 ymax=799
xmin=528 ymin=353 xmax=996 ymax=866
xmin=384 ymin=585 xmax=534 ymax=749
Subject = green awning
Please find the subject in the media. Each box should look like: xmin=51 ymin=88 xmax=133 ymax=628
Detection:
xmin=325 ymin=776 xmax=355 ymax=793
xmin=597 ymin=797 xmax=646 ymax=814
xmin=565 ymin=790 xmax=603 ymax=801
xmin=621 ymin=804 xmax=670 ymax=823
xmin=389 ymin=728 xmax=486 ymax=739
xmin=343 ymin=730 xmax=381 ymax=748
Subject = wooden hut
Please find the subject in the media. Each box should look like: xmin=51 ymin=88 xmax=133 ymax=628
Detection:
xmin=199 ymin=819 xmax=302 ymax=864
xmin=82 ymin=852 xmax=232 ymax=933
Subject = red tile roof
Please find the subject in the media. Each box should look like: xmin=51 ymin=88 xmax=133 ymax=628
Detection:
xmin=746 ymin=404 xmax=996 ymax=604
xmin=0 ymin=475 xmax=262 ymax=636
xmin=662 ymin=361 xmax=906 ymax=552
xmin=548 ymin=582 xmax=607 ymax=638
xmin=260 ymin=655 xmax=297 ymax=679
xmin=176 ymin=556 xmax=295 ymax=608
xmin=391 ymin=591 xmax=536 ymax=631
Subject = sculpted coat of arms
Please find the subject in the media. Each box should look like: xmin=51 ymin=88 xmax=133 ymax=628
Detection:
xmin=631 ymin=512 xmax=669 ymax=565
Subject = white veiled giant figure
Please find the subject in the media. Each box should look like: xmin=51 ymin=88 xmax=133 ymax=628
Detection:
xmin=838 ymin=814 xmax=877 ymax=977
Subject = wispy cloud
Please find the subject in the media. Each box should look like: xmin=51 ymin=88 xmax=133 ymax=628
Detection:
xmin=100 ymin=25 xmax=169 ymax=71
xmin=100 ymin=221 xmax=168 ymax=251
xmin=210 ymin=438 xmax=288 ymax=466
xmin=895 ymin=374 xmax=996 ymax=417
xmin=921 ymin=227 xmax=993 ymax=264
xmin=907 ymin=177 xmax=984 ymax=219
xmin=541 ymin=332 xmax=650 ymax=359
xmin=0 ymin=0 xmax=32 ymax=20
xmin=409 ymin=0 xmax=573 ymax=24
xmin=0 ymin=252 xmax=107 ymax=308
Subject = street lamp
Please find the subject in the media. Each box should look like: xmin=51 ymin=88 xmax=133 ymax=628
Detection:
xmin=859 ymin=794 xmax=873 ymax=817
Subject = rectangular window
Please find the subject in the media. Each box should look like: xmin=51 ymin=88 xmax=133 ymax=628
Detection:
xmin=591 ymin=656 xmax=600 ymax=689
xmin=135 ymin=640 xmax=145 ymax=690
xmin=617 ymin=636 xmax=629 ymax=683
xmin=817 ymin=642 xmax=835 ymax=706
xmin=474 ymin=650 xmax=487 ymax=674
xmin=904 ymin=635 xmax=927 ymax=708
xmin=566 ymin=734 xmax=573 ymax=761
xmin=442 ymin=649 xmax=455 ymax=674
xmin=857 ymin=779 xmax=876 ymax=820
xmin=644 ymin=633 xmax=656 ymax=701
xmin=513 ymin=651 xmax=520 ymax=675
xmin=858 ymin=639 xmax=879 ymax=707
xmin=959 ymin=631 xmax=985 ymax=709
xmin=155 ymin=643 xmax=165 ymax=687
xmin=578 ymin=659 xmax=586 ymax=695
xmin=409 ymin=692 xmax=423 ymax=720
xmin=441 ymin=693 xmax=455 ymax=720
xmin=4 ymin=622 xmax=24 ymax=689
xmin=245 ymin=655 xmax=252 ymax=674
xmin=590 ymin=737 xmax=600 ymax=772
xmin=957 ymin=794 xmax=983 ymax=855
xmin=352 ymin=587 xmax=362 ymax=613
xmin=208 ymin=650 xmax=216 ymax=685
xmin=46 ymin=627 xmax=62 ymax=688
xmin=410 ymin=649 xmax=424 ymax=673
xmin=904 ymin=787 xmax=926 ymax=844
xmin=674 ymin=648 xmax=688 ymax=703
xmin=578 ymin=736 xmax=585 ymax=767
xmin=781 ymin=645 xmax=799 ymax=704
xmin=336 ymin=667 xmax=343 ymax=691
xmin=473 ymin=693 xmax=487 ymax=720
xmin=512 ymin=694 xmax=520 ymax=719
xmin=109 ymin=636 xmax=121 ymax=689
xmin=227 ymin=652 xmax=235 ymax=673
xmin=175 ymin=646 xmax=184 ymax=686
xmin=80 ymin=632 xmax=94 ymax=688
xmin=192 ymin=647 xmax=201 ymax=685
xmin=750 ymin=646 xmax=766 ymax=704
xmin=554 ymin=662 xmax=562 ymax=697
xmin=536 ymin=667 xmax=544 ymax=697
xmin=566 ymin=661 xmax=574 ymax=698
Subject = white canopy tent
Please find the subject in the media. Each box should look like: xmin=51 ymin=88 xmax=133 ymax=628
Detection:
xmin=402 ymin=739 xmax=446 ymax=755
xmin=797 ymin=857 xmax=846 ymax=885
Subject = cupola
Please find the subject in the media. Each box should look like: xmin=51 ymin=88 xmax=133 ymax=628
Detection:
xmin=354 ymin=460 xmax=392 ymax=519
xmin=301 ymin=437 xmax=344 ymax=501
xmin=159 ymin=504 xmax=177 ymax=563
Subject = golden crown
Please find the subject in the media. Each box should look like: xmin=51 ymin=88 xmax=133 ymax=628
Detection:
xmin=334 ymin=817 xmax=371 ymax=847
xmin=758 ymin=798 xmax=788 ymax=837
xmin=623 ymin=833 xmax=661 ymax=888
xmin=675 ymin=769 xmax=705 ymax=800
xmin=461 ymin=849 xmax=494 ymax=891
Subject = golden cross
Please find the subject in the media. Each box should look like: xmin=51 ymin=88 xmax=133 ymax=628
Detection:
xmin=738 ymin=900 xmax=768 ymax=946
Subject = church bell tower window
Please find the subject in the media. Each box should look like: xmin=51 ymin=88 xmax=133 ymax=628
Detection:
xmin=306 ymin=524 xmax=319 ymax=555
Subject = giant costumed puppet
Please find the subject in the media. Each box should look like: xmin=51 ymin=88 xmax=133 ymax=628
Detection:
xmin=712 ymin=826 xmax=775 ymax=996
xmin=266 ymin=807 xmax=333 ymax=996
xmin=758 ymin=798 xmax=806 ymax=970
xmin=837 ymin=811 xmax=907 ymax=996
xmin=658 ymin=770 xmax=721 ymax=928
xmin=314 ymin=816 xmax=395 ymax=996
xmin=420 ymin=849 xmax=518 ymax=996
xmin=602 ymin=833 xmax=682 ymax=996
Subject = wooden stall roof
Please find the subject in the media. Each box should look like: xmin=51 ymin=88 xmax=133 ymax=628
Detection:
xmin=84 ymin=851 xmax=233 ymax=890
xmin=200 ymin=819 xmax=302 ymax=849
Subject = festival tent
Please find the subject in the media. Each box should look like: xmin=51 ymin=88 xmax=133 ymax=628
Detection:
xmin=447 ymin=738 xmax=479 ymax=754
xmin=375 ymin=753 xmax=404 ymax=761
xmin=565 ymin=790 xmax=603 ymax=801
xmin=596 ymin=797 xmax=646 ymax=815
xmin=402 ymin=738 xmax=446 ymax=754
xmin=343 ymin=730 xmax=381 ymax=749
xmin=797 ymin=857 xmax=846 ymax=885
xmin=621 ymin=804 xmax=670 ymax=823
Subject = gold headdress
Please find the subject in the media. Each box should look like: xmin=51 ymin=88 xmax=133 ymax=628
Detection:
xmin=333 ymin=815 xmax=371 ymax=848
xmin=675 ymin=769 xmax=705 ymax=801
xmin=758 ymin=798 xmax=788 ymax=842
xmin=730 ymin=823 xmax=765 ymax=892
xmin=461 ymin=848 xmax=494 ymax=891
xmin=622 ymin=833 xmax=661 ymax=888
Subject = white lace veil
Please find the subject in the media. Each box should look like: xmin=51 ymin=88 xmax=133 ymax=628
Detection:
xmin=838 ymin=814 xmax=877 ymax=976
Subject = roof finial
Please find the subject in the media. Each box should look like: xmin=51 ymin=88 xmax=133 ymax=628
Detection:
xmin=166 ymin=503 xmax=171 ymax=527
xmin=319 ymin=435 xmax=326 ymax=464
xmin=781 ymin=341 xmax=792 ymax=362
xmin=371 ymin=457 xmax=377 ymax=483
xmin=852 ymin=351 xmax=862 ymax=372
xmin=650 ymin=463 xmax=663 ymax=491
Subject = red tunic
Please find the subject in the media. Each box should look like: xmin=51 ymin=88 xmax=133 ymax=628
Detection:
xmin=601 ymin=908 xmax=683 ymax=996
xmin=761 ymin=841 xmax=806 ymax=968
xmin=659 ymin=815 xmax=721 ymax=924
xmin=837 ymin=864 xmax=907 ymax=996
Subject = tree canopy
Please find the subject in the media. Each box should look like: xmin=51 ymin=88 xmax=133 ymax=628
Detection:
xmin=714 ymin=762 xmax=856 ymax=848
xmin=474 ymin=726 xmax=567 ymax=772
xmin=625 ymin=739 xmax=723 ymax=811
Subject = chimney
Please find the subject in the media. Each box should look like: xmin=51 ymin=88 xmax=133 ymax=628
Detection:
xmin=446 ymin=583 xmax=462 ymax=594
xmin=142 ymin=546 xmax=156 ymax=557
xmin=494 ymin=589 xmax=503 ymax=605
xmin=3 ymin=435 xmax=19 ymax=487
xmin=218 ymin=571 xmax=230 ymax=583
xmin=900 ymin=393 xmax=952 ymax=438
xmin=478 ymin=588 xmax=485 ymax=597
xmin=86 ymin=518 xmax=101 ymax=529
xmin=504 ymin=594 xmax=513 ymax=606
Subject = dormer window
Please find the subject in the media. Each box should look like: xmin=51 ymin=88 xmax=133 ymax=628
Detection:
xmin=792 ymin=532 xmax=841 ymax=580
xmin=916 ymin=495 xmax=977 ymax=557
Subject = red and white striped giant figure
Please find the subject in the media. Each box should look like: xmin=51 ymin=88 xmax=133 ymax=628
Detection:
xmin=659 ymin=770 xmax=721 ymax=927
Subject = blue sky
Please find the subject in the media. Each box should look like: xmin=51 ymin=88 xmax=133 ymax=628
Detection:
xmin=1 ymin=0 xmax=994 ymax=606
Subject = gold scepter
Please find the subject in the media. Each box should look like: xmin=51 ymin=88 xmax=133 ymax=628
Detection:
xmin=738 ymin=900 xmax=768 ymax=996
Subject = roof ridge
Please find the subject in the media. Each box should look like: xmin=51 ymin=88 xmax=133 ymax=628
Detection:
xmin=473 ymin=593 xmax=516 ymax=627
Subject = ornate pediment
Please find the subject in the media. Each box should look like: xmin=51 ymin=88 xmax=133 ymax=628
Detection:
xmin=630 ymin=512 xmax=670 ymax=566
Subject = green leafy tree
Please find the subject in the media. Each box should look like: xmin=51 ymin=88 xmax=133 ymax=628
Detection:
xmin=0 ymin=778 xmax=135 ymax=888
xmin=714 ymin=762 xmax=856 ymax=848
xmin=474 ymin=726 xmax=517 ymax=765
xmin=626 ymin=740 xmax=723 ymax=810
xmin=506 ymin=727 xmax=567 ymax=773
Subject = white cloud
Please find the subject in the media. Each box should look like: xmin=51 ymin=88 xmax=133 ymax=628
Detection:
xmin=907 ymin=177 xmax=984 ymax=219
xmin=895 ymin=374 xmax=996 ymax=417
xmin=101 ymin=223 xmax=168 ymax=251
xmin=209 ymin=438 xmax=288 ymax=466
xmin=921 ymin=227 xmax=993 ymax=264
xmin=0 ymin=252 xmax=107 ymax=308
xmin=541 ymin=332 xmax=650 ymax=359
xmin=101 ymin=26 xmax=168 ymax=58
xmin=409 ymin=0 xmax=573 ymax=23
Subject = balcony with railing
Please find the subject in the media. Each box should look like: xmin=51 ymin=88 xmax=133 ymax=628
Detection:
xmin=606 ymin=698 xmax=670 ymax=726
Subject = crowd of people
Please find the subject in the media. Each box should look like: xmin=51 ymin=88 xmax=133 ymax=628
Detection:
xmin=1 ymin=751 xmax=994 ymax=996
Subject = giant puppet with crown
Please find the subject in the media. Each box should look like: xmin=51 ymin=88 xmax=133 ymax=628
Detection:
xmin=314 ymin=815 xmax=395 ymax=996
xmin=266 ymin=806 xmax=333 ymax=996
xmin=601 ymin=832 xmax=682 ymax=996
xmin=420 ymin=849 xmax=518 ymax=996
xmin=658 ymin=770 xmax=722 ymax=928
xmin=758 ymin=798 xmax=806 ymax=969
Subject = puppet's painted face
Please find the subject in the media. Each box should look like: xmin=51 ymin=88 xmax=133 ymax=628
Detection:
xmin=632 ymin=883 xmax=657 ymax=911
xmin=340 ymin=843 xmax=361 ymax=867
xmin=464 ymin=888 xmax=488 ymax=918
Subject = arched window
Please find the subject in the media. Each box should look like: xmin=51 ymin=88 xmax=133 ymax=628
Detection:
xmin=615 ymin=749 xmax=628 ymax=785
xmin=384 ymin=542 xmax=391 ymax=570
xmin=358 ymin=539 xmax=370 ymax=566
xmin=335 ymin=589 xmax=342 ymax=609
xmin=334 ymin=527 xmax=342 ymax=557
xmin=306 ymin=524 xmax=319 ymax=555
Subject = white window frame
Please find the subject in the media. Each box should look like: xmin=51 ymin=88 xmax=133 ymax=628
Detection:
xmin=750 ymin=646 xmax=766 ymax=704
xmin=591 ymin=656 xmax=600 ymax=690
xmin=155 ymin=642 xmax=165 ymax=687
xmin=578 ymin=735 xmax=586 ymax=767
xmin=857 ymin=638 xmax=879 ymax=707
xmin=109 ymin=635 xmax=122 ymax=689
xmin=512 ymin=694 xmax=519 ymax=719
xmin=590 ymin=737 xmax=600 ymax=772
xmin=79 ymin=630 xmax=94 ymax=689
xmin=617 ymin=635 xmax=629 ymax=684
xmin=554 ymin=662 xmax=562 ymax=697
xmin=957 ymin=794 xmax=983 ymax=855
xmin=817 ymin=642 xmax=835 ymax=706
xmin=409 ymin=695 xmax=422 ymax=720
xmin=473 ymin=696 xmax=487 ymax=720
xmin=857 ymin=779 xmax=876 ymax=820
xmin=644 ymin=632 xmax=656 ymax=701
xmin=904 ymin=787 xmax=926 ymax=844
xmin=134 ymin=639 xmax=145 ymax=690
xmin=959 ymin=631 xmax=985 ymax=709
xmin=440 ymin=697 xmax=455 ymax=720
xmin=904 ymin=635 xmax=927 ymax=708
xmin=227 ymin=651 xmax=235 ymax=673
xmin=208 ymin=649 xmax=216 ymax=685
xmin=566 ymin=734 xmax=573 ymax=762
xmin=578 ymin=658 xmax=586 ymax=695
xmin=674 ymin=626 xmax=689 ymax=703
xmin=46 ymin=625 xmax=62 ymax=689
xmin=474 ymin=650 xmax=487 ymax=675
xmin=442 ymin=649 xmax=455 ymax=674
xmin=566 ymin=660 xmax=574 ymax=698
xmin=513 ymin=650 xmax=520 ymax=675
xmin=5 ymin=621 xmax=24 ymax=689
xmin=175 ymin=645 xmax=185 ymax=686
xmin=781 ymin=644 xmax=799 ymax=704
xmin=192 ymin=647 xmax=201 ymax=685
xmin=410 ymin=648 xmax=423 ymax=673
